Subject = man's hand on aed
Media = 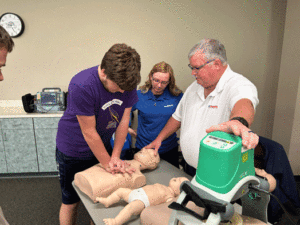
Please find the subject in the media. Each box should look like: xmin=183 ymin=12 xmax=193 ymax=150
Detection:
xmin=206 ymin=120 xmax=259 ymax=149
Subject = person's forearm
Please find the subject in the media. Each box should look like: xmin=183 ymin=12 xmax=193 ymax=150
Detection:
xmin=230 ymin=99 xmax=255 ymax=127
xmin=82 ymin=129 xmax=111 ymax=166
xmin=112 ymin=121 xmax=129 ymax=158
xmin=156 ymin=117 xmax=181 ymax=142
xmin=112 ymin=107 xmax=131 ymax=158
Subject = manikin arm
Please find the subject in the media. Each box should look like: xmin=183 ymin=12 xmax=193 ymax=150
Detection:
xmin=96 ymin=188 xmax=145 ymax=225
xmin=128 ymin=127 xmax=137 ymax=138
xmin=96 ymin=177 xmax=188 ymax=225
xmin=255 ymin=168 xmax=276 ymax=192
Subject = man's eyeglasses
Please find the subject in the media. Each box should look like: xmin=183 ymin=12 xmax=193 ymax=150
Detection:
xmin=152 ymin=77 xmax=169 ymax=85
xmin=188 ymin=59 xmax=216 ymax=71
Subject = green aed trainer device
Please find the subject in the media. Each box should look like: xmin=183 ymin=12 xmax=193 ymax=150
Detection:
xmin=196 ymin=131 xmax=255 ymax=194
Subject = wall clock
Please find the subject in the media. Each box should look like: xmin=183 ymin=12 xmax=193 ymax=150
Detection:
xmin=0 ymin=13 xmax=25 ymax=38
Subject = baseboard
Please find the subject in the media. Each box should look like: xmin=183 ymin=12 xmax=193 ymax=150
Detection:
xmin=0 ymin=172 xmax=59 ymax=179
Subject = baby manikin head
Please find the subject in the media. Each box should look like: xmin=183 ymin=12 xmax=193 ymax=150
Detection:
xmin=134 ymin=148 xmax=160 ymax=170
xmin=168 ymin=177 xmax=189 ymax=196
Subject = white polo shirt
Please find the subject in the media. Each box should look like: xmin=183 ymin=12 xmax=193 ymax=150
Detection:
xmin=173 ymin=65 xmax=259 ymax=168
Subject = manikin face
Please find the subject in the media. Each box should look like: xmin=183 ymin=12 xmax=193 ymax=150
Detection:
xmin=151 ymin=72 xmax=170 ymax=95
xmin=134 ymin=148 xmax=160 ymax=169
xmin=0 ymin=48 xmax=8 ymax=82
xmin=169 ymin=177 xmax=189 ymax=195
xmin=189 ymin=51 xmax=221 ymax=90
xmin=98 ymin=67 xmax=125 ymax=93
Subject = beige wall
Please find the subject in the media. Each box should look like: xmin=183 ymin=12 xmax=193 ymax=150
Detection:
xmin=2 ymin=1 xmax=298 ymax=173
xmin=273 ymin=0 xmax=300 ymax=175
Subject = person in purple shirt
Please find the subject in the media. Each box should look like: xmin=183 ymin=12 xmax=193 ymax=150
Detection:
xmin=56 ymin=43 xmax=141 ymax=225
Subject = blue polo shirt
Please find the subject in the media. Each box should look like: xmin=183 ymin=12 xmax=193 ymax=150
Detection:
xmin=132 ymin=89 xmax=183 ymax=153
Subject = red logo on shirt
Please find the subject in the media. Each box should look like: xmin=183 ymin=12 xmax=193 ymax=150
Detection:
xmin=208 ymin=105 xmax=218 ymax=109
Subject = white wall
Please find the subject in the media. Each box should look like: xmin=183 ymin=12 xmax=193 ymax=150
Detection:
xmin=273 ymin=0 xmax=300 ymax=175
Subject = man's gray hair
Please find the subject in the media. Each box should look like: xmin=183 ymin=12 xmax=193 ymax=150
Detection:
xmin=188 ymin=39 xmax=227 ymax=65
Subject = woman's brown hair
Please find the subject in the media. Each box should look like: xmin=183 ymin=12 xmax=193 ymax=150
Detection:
xmin=140 ymin=61 xmax=182 ymax=96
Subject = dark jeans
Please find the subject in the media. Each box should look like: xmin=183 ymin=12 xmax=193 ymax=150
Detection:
xmin=56 ymin=148 xmax=99 ymax=204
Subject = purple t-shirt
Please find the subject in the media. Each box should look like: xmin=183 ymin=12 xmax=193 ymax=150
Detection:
xmin=56 ymin=66 xmax=138 ymax=157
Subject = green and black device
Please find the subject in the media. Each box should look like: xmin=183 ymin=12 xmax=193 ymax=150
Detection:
xmin=196 ymin=131 xmax=255 ymax=194
xmin=168 ymin=131 xmax=270 ymax=224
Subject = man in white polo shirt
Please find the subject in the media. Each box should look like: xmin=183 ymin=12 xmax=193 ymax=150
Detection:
xmin=146 ymin=38 xmax=259 ymax=175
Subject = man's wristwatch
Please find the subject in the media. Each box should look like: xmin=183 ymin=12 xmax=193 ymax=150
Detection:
xmin=230 ymin=117 xmax=249 ymax=128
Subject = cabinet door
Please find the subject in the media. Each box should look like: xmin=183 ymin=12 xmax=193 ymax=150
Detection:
xmin=33 ymin=117 xmax=61 ymax=129
xmin=3 ymin=129 xmax=38 ymax=173
xmin=0 ymin=118 xmax=33 ymax=130
xmin=33 ymin=117 xmax=60 ymax=172
xmin=35 ymin=129 xmax=58 ymax=172
xmin=0 ymin=131 xmax=7 ymax=173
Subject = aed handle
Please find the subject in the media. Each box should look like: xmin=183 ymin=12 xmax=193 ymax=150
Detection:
xmin=168 ymin=182 xmax=227 ymax=221
xmin=42 ymin=87 xmax=62 ymax=92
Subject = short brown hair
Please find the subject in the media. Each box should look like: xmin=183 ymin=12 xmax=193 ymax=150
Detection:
xmin=0 ymin=26 xmax=14 ymax=52
xmin=101 ymin=43 xmax=141 ymax=91
xmin=140 ymin=61 xmax=182 ymax=96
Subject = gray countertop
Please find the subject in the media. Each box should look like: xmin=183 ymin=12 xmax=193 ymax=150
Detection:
xmin=0 ymin=106 xmax=64 ymax=118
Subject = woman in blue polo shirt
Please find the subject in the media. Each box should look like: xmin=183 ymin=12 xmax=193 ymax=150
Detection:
xmin=129 ymin=61 xmax=183 ymax=167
